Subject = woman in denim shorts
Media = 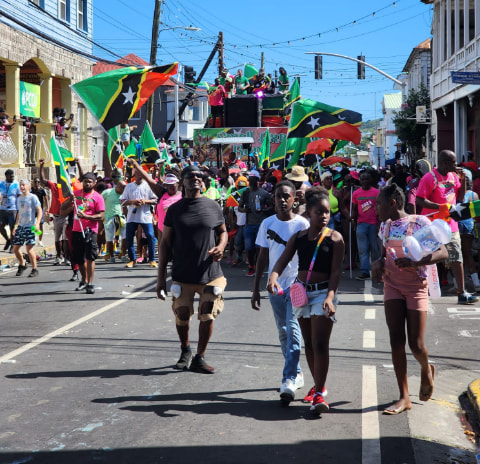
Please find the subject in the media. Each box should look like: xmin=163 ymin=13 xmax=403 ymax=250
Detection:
xmin=268 ymin=187 xmax=345 ymax=414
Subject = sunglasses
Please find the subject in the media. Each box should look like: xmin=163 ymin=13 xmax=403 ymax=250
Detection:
xmin=184 ymin=172 xmax=203 ymax=179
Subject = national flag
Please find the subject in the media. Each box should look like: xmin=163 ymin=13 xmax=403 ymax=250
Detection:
xmin=449 ymin=200 xmax=480 ymax=221
xmin=286 ymin=138 xmax=310 ymax=170
xmin=283 ymin=77 xmax=301 ymax=110
xmin=244 ymin=64 xmax=258 ymax=80
xmin=124 ymin=140 xmax=138 ymax=158
xmin=288 ymin=99 xmax=362 ymax=145
xmin=50 ymin=137 xmax=73 ymax=198
xmin=71 ymin=63 xmax=178 ymax=130
xmin=226 ymin=187 xmax=247 ymax=208
xmin=187 ymin=81 xmax=210 ymax=92
xmin=139 ymin=121 xmax=160 ymax=164
xmin=108 ymin=126 xmax=123 ymax=167
xmin=269 ymin=136 xmax=287 ymax=170
xmin=59 ymin=146 xmax=74 ymax=164
xmin=258 ymin=129 xmax=270 ymax=168
xmin=306 ymin=139 xmax=332 ymax=156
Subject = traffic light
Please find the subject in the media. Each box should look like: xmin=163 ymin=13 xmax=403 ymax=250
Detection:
xmin=315 ymin=55 xmax=322 ymax=80
xmin=184 ymin=66 xmax=196 ymax=83
xmin=357 ymin=55 xmax=365 ymax=80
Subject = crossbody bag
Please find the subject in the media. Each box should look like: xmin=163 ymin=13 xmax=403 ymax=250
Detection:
xmin=290 ymin=227 xmax=330 ymax=308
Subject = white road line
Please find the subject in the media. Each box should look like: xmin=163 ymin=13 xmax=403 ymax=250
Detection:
xmin=363 ymin=330 xmax=376 ymax=349
xmin=365 ymin=308 xmax=376 ymax=320
xmin=364 ymin=279 xmax=374 ymax=302
xmin=362 ymin=365 xmax=381 ymax=464
xmin=0 ymin=284 xmax=156 ymax=363
xmin=427 ymin=300 xmax=435 ymax=314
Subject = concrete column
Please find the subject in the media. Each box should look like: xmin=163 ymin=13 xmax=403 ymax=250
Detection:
xmin=35 ymin=73 xmax=55 ymax=167
xmin=454 ymin=99 xmax=467 ymax=159
xmin=464 ymin=0 xmax=470 ymax=45
xmin=4 ymin=63 xmax=23 ymax=168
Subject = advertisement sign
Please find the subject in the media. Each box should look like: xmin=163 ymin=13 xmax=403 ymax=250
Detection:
xmin=193 ymin=127 xmax=287 ymax=165
xmin=451 ymin=71 xmax=480 ymax=85
xmin=19 ymin=81 xmax=41 ymax=118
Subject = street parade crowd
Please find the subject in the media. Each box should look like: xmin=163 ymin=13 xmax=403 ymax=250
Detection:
xmin=1 ymin=147 xmax=480 ymax=416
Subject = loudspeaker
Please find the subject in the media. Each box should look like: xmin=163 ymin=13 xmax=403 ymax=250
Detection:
xmin=225 ymin=95 xmax=259 ymax=127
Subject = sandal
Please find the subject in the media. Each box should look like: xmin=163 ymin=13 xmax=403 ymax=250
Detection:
xmin=419 ymin=364 xmax=435 ymax=401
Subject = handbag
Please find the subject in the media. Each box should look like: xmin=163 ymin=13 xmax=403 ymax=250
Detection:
xmin=290 ymin=227 xmax=330 ymax=308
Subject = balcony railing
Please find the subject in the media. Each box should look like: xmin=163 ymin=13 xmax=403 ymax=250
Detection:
xmin=23 ymin=133 xmax=53 ymax=166
xmin=0 ymin=130 xmax=19 ymax=166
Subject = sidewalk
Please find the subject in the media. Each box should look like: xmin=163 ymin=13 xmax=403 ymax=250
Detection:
xmin=0 ymin=223 xmax=56 ymax=268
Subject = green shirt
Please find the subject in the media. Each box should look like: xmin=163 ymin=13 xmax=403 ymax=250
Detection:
xmin=102 ymin=188 xmax=123 ymax=219
xmin=235 ymin=76 xmax=250 ymax=95
xmin=278 ymin=74 xmax=289 ymax=92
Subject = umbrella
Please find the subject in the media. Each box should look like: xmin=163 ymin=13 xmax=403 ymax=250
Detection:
xmin=306 ymin=139 xmax=332 ymax=155
xmin=320 ymin=156 xmax=351 ymax=167
xmin=226 ymin=187 xmax=247 ymax=208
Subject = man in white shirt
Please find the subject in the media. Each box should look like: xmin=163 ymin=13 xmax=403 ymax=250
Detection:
xmin=120 ymin=168 xmax=158 ymax=268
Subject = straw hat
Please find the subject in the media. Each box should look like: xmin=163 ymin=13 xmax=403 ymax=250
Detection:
xmin=286 ymin=165 xmax=309 ymax=182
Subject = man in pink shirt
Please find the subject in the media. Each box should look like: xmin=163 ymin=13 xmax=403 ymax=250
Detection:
xmin=352 ymin=169 xmax=380 ymax=280
xmin=60 ymin=172 xmax=105 ymax=294
xmin=416 ymin=150 xmax=477 ymax=304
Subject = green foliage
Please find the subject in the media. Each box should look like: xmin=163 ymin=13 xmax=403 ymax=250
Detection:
xmin=393 ymin=84 xmax=430 ymax=161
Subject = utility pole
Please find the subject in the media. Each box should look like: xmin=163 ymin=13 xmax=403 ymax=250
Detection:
xmin=260 ymin=52 xmax=264 ymax=70
xmin=218 ymin=31 xmax=224 ymax=74
xmin=146 ymin=0 xmax=162 ymax=127
xmin=164 ymin=38 xmax=222 ymax=141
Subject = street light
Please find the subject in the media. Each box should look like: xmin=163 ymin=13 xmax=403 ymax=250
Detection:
xmin=146 ymin=25 xmax=201 ymax=126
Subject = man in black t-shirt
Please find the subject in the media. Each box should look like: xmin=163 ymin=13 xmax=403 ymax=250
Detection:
xmin=157 ymin=165 xmax=228 ymax=374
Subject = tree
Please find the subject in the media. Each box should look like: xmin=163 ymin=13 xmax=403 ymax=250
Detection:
xmin=392 ymin=84 xmax=430 ymax=163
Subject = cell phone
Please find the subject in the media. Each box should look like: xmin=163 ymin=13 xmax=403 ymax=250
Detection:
xmin=69 ymin=114 xmax=74 ymax=120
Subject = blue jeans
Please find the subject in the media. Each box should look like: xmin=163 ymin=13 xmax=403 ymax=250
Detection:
xmin=356 ymin=222 xmax=380 ymax=274
xmin=126 ymin=222 xmax=156 ymax=262
xmin=268 ymin=287 xmax=302 ymax=383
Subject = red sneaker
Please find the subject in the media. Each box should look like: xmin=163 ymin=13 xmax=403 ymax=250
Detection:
xmin=310 ymin=393 xmax=329 ymax=413
xmin=245 ymin=267 xmax=256 ymax=277
xmin=303 ymin=385 xmax=327 ymax=403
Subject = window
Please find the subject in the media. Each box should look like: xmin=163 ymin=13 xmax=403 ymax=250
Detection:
xmin=29 ymin=0 xmax=45 ymax=8
xmin=59 ymin=0 xmax=66 ymax=21
xmin=77 ymin=0 xmax=87 ymax=31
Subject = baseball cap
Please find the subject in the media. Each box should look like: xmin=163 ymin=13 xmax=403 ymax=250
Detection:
xmin=181 ymin=164 xmax=202 ymax=178
xmin=83 ymin=172 xmax=96 ymax=181
xmin=248 ymin=169 xmax=261 ymax=179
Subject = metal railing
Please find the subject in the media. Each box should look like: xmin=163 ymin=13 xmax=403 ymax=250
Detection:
xmin=0 ymin=130 xmax=19 ymax=166
xmin=23 ymin=133 xmax=52 ymax=165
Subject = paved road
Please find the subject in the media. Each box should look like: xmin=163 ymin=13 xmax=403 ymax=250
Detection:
xmin=0 ymin=258 xmax=478 ymax=464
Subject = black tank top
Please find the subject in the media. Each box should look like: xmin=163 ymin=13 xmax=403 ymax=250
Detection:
xmin=296 ymin=233 xmax=334 ymax=274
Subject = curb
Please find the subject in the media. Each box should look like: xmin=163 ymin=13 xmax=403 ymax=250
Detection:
xmin=0 ymin=245 xmax=56 ymax=268
xmin=467 ymin=378 xmax=480 ymax=424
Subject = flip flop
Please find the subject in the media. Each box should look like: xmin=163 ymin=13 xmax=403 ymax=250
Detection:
xmin=419 ymin=364 xmax=435 ymax=401
xmin=383 ymin=403 xmax=412 ymax=415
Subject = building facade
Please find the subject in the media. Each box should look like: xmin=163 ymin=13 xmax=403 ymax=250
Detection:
xmin=422 ymin=0 xmax=480 ymax=163
xmin=0 ymin=0 xmax=94 ymax=176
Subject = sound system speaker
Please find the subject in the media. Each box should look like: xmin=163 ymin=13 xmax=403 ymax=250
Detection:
xmin=225 ymin=95 xmax=259 ymax=127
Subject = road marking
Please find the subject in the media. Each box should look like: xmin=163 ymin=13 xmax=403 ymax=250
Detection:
xmin=362 ymin=365 xmax=381 ymax=464
xmin=447 ymin=307 xmax=480 ymax=319
xmin=458 ymin=330 xmax=480 ymax=337
xmin=365 ymin=308 xmax=376 ymax=319
xmin=363 ymin=330 xmax=375 ymax=349
xmin=0 ymin=284 xmax=156 ymax=363
xmin=428 ymin=300 xmax=435 ymax=314
xmin=364 ymin=279 xmax=374 ymax=302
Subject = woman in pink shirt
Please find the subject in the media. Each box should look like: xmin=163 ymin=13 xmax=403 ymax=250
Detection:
xmin=156 ymin=173 xmax=182 ymax=244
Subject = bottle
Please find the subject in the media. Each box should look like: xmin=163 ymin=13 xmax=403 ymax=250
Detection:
xmin=30 ymin=226 xmax=42 ymax=235
xmin=255 ymin=195 xmax=261 ymax=212
xmin=426 ymin=264 xmax=441 ymax=299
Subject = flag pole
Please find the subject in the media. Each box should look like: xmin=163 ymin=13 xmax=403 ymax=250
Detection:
xmin=349 ymin=185 xmax=353 ymax=280
xmin=53 ymin=137 xmax=85 ymax=239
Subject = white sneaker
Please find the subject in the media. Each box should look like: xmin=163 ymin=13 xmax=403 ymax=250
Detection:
xmin=38 ymin=241 xmax=45 ymax=247
xmin=53 ymin=257 xmax=62 ymax=265
xmin=295 ymin=372 xmax=305 ymax=389
xmin=280 ymin=379 xmax=296 ymax=402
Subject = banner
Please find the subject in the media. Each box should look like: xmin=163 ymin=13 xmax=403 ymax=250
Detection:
xmin=19 ymin=81 xmax=41 ymax=118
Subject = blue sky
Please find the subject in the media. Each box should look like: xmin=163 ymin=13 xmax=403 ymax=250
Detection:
xmin=93 ymin=0 xmax=433 ymax=122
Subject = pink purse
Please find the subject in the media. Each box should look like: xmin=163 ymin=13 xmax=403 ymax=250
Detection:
xmin=290 ymin=228 xmax=330 ymax=308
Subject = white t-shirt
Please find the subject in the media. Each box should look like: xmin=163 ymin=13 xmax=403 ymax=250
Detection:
xmin=234 ymin=206 xmax=246 ymax=226
xmin=120 ymin=180 xmax=158 ymax=224
xmin=256 ymin=214 xmax=310 ymax=289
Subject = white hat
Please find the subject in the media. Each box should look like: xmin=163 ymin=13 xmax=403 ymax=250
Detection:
xmin=286 ymin=165 xmax=309 ymax=182
xmin=163 ymin=173 xmax=179 ymax=185
xmin=248 ymin=170 xmax=261 ymax=179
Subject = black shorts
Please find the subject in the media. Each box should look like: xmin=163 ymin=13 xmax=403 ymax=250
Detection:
xmin=71 ymin=230 xmax=99 ymax=264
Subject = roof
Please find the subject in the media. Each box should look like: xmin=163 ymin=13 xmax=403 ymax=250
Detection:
xmin=402 ymin=38 xmax=432 ymax=72
xmin=382 ymin=93 xmax=402 ymax=110
xmin=92 ymin=53 xmax=175 ymax=86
